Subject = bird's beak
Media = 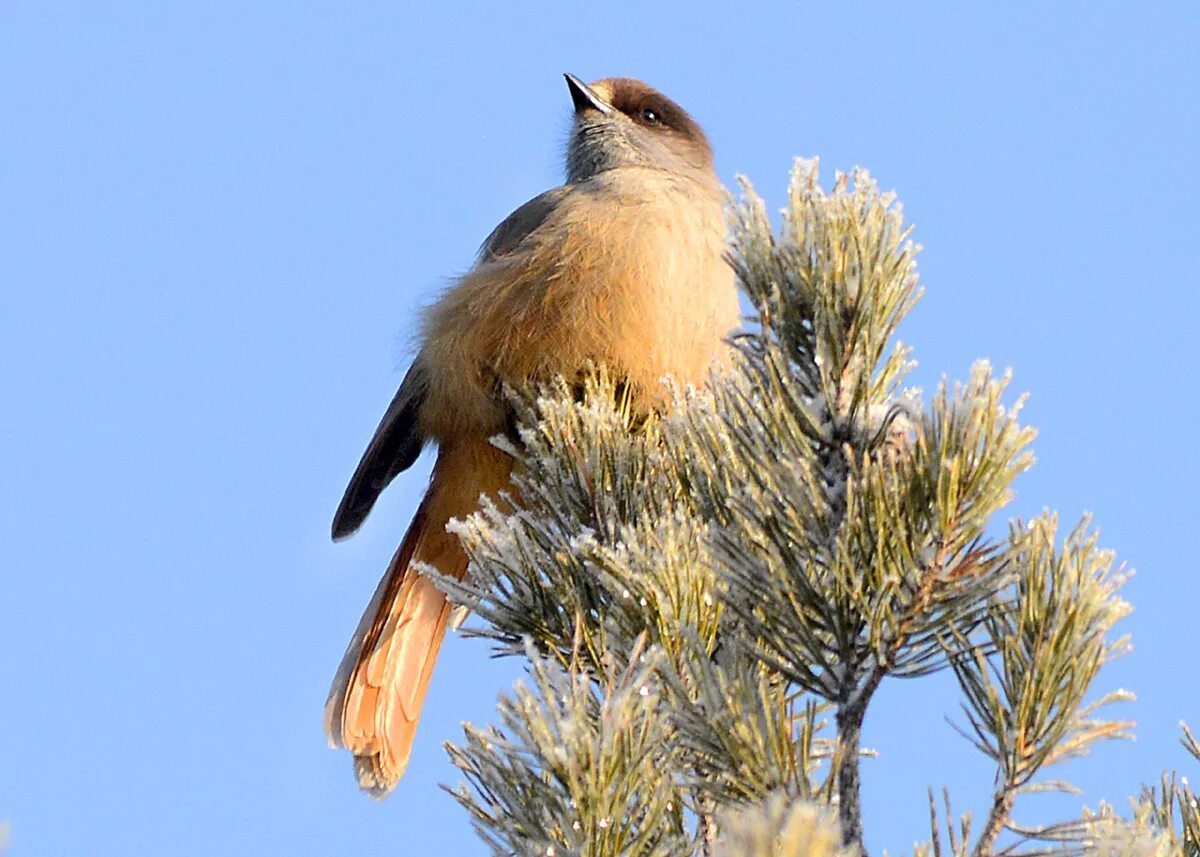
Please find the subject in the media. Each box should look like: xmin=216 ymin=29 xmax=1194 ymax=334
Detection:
xmin=564 ymin=73 xmax=613 ymax=116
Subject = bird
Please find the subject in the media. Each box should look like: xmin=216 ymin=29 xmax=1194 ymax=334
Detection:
xmin=325 ymin=73 xmax=740 ymax=795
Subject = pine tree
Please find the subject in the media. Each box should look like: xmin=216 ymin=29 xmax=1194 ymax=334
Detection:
xmin=428 ymin=160 xmax=1193 ymax=857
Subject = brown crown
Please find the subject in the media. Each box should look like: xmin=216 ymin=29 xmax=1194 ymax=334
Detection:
xmin=591 ymin=77 xmax=713 ymax=168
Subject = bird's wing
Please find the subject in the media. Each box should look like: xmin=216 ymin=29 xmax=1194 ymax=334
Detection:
xmin=332 ymin=361 xmax=430 ymax=540
xmin=333 ymin=185 xmax=573 ymax=540
xmin=475 ymin=185 xmax=573 ymax=261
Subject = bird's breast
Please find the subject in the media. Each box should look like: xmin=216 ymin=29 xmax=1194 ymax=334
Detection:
xmin=419 ymin=168 xmax=739 ymax=442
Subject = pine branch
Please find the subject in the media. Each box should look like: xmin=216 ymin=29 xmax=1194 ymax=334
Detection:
xmin=433 ymin=158 xmax=1159 ymax=857
xmin=1130 ymin=722 xmax=1200 ymax=856
xmin=944 ymin=515 xmax=1134 ymax=856
xmin=446 ymin=640 xmax=690 ymax=857
xmin=713 ymin=794 xmax=856 ymax=857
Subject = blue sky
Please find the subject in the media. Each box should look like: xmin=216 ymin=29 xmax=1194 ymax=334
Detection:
xmin=2 ymin=3 xmax=1197 ymax=855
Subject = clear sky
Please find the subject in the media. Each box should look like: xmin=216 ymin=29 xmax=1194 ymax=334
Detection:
xmin=2 ymin=3 xmax=1197 ymax=855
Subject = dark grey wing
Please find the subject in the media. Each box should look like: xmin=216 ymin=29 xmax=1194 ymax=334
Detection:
xmin=332 ymin=361 xmax=430 ymax=540
xmin=475 ymin=185 xmax=572 ymax=262
xmin=332 ymin=186 xmax=570 ymax=540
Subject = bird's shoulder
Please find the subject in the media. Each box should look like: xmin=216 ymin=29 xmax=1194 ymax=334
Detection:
xmin=475 ymin=185 xmax=574 ymax=262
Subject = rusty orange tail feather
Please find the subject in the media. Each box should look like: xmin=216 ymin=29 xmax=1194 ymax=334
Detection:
xmin=325 ymin=440 xmax=512 ymax=794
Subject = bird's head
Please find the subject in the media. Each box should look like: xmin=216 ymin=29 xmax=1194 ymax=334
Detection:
xmin=564 ymin=74 xmax=714 ymax=183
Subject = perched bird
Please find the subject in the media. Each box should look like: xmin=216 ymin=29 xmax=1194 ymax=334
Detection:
xmin=326 ymin=73 xmax=739 ymax=795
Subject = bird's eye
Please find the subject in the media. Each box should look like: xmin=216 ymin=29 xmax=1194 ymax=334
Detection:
xmin=640 ymin=107 xmax=661 ymax=125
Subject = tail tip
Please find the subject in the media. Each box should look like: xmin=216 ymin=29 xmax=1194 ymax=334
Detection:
xmin=355 ymin=755 xmax=403 ymax=798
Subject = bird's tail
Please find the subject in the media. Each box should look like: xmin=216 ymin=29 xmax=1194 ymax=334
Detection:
xmin=324 ymin=439 xmax=511 ymax=795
